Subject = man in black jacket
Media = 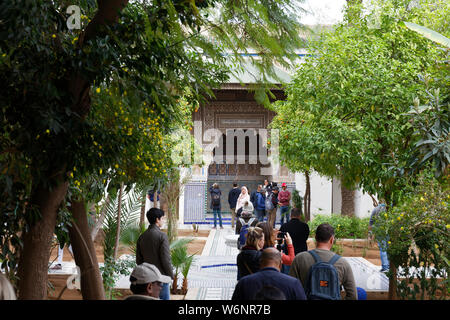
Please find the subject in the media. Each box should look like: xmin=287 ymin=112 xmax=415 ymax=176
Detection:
xmin=136 ymin=208 xmax=173 ymax=300
xmin=279 ymin=207 xmax=309 ymax=274
xmin=228 ymin=183 xmax=241 ymax=228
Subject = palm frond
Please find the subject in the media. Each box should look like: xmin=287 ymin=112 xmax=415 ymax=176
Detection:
xmin=101 ymin=184 xmax=148 ymax=259
xmin=119 ymin=223 xmax=146 ymax=255
xmin=181 ymin=254 xmax=195 ymax=278
xmin=170 ymin=237 xmax=193 ymax=250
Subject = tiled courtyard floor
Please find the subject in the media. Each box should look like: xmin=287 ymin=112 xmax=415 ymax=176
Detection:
xmin=183 ymin=226 xmax=390 ymax=300
xmin=48 ymin=224 xmax=390 ymax=300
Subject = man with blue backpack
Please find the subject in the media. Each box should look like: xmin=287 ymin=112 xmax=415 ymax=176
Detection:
xmin=289 ymin=223 xmax=357 ymax=300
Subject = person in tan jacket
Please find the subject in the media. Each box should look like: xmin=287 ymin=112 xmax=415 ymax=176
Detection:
xmin=136 ymin=208 xmax=173 ymax=300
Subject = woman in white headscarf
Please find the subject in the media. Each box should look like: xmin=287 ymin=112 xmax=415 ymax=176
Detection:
xmin=235 ymin=186 xmax=250 ymax=216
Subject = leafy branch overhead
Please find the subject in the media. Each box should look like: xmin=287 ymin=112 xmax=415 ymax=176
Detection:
xmin=270 ymin=0 xmax=449 ymax=204
xmin=0 ymin=0 xmax=306 ymax=299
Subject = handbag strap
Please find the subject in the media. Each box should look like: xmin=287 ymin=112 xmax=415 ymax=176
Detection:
xmin=243 ymin=261 xmax=253 ymax=275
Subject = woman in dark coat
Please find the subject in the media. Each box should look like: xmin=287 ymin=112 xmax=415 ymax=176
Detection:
xmin=236 ymin=226 xmax=265 ymax=280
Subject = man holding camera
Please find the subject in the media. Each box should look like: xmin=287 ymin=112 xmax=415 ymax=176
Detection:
xmin=280 ymin=208 xmax=310 ymax=255
xmin=279 ymin=208 xmax=309 ymax=274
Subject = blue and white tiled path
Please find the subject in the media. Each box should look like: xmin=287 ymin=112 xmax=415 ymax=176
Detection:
xmin=183 ymin=227 xmax=390 ymax=300
xmin=184 ymin=227 xmax=240 ymax=300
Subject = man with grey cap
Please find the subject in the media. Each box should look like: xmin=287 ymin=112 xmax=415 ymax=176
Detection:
xmin=124 ymin=263 xmax=172 ymax=300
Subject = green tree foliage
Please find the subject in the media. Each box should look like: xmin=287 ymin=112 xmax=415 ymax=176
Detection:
xmin=406 ymin=88 xmax=449 ymax=177
xmin=0 ymin=0 xmax=305 ymax=296
xmin=270 ymin=0 xmax=449 ymax=205
xmin=372 ymin=170 xmax=449 ymax=299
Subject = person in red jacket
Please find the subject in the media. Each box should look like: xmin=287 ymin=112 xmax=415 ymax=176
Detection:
xmin=257 ymin=221 xmax=295 ymax=267
xmin=278 ymin=183 xmax=291 ymax=225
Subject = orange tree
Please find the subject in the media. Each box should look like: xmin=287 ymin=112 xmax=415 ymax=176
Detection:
xmin=63 ymin=80 xmax=189 ymax=299
xmin=269 ymin=0 xmax=449 ymax=298
xmin=0 ymin=0 xmax=305 ymax=299
xmin=270 ymin=0 xmax=448 ymax=205
xmin=373 ymin=170 xmax=449 ymax=299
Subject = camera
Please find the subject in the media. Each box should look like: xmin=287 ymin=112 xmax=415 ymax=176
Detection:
xmin=277 ymin=231 xmax=286 ymax=246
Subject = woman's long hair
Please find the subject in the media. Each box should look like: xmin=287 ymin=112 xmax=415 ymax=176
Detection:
xmin=245 ymin=226 xmax=264 ymax=250
xmin=256 ymin=221 xmax=275 ymax=248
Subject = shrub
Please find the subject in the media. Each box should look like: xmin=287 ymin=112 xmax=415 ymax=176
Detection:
xmin=308 ymin=214 xmax=370 ymax=239
xmin=292 ymin=189 xmax=303 ymax=212
xmin=373 ymin=171 xmax=449 ymax=300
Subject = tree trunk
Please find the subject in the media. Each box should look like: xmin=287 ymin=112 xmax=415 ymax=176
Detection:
xmin=388 ymin=262 xmax=397 ymax=300
xmin=139 ymin=191 xmax=146 ymax=229
xmin=90 ymin=194 xmax=110 ymax=241
xmin=114 ymin=183 xmax=124 ymax=260
xmin=18 ymin=180 xmax=68 ymax=299
xmin=171 ymin=274 xmax=178 ymax=294
xmin=182 ymin=278 xmax=188 ymax=295
xmin=167 ymin=200 xmax=178 ymax=244
xmin=68 ymin=199 xmax=105 ymax=300
xmin=153 ymin=188 xmax=159 ymax=209
xmin=341 ymin=184 xmax=355 ymax=216
xmin=303 ymin=170 xmax=311 ymax=222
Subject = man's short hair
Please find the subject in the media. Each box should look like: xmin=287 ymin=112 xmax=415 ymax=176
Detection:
xmin=291 ymin=208 xmax=302 ymax=217
xmin=233 ymin=183 xmax=238 ymax=187
xmin=315 ymin=223 xmax=335 ymax=243
xmin=129 ymin=276 xmax=149 ymax=295
xmin=146 ymin=208 xmax=165 ymax=225
xmin=260 ymin=248 xmax=281 ymax=267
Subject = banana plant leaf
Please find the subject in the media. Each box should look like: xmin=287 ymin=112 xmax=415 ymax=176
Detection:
xmin=404 ymin=22 xmax=450 ymax=48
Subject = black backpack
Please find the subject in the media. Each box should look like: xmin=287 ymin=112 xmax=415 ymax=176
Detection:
xmin=305 ymin=250 xmax=342 ymax=300
xmin=212 ymin=192 xmax=220 ymax=206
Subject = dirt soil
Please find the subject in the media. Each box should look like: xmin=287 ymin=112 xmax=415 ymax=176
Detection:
xmin=307 ymin=239 xmax=382 ymax=265
xmin=49 ymin=229 xmax=209 ymax=264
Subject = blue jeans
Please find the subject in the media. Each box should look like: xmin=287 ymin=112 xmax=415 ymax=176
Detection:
xmin=377 ymin=240 xmax=390 ymax=270
xmin=213 ymin=209 xmax=222 ymax=228
xmin=280 ymin=206 xmax=290 ymax=225
xmin=255 ymin=209 xmax=265 ymax=222
xmin=159 ymin=282 xmax=170 ymax=300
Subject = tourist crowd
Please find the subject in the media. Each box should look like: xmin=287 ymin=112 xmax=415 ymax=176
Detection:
xmin=121 ymin=180 xmax=361 ymax=301
xmin=0 ymin=181 xmax=372 ymax=301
